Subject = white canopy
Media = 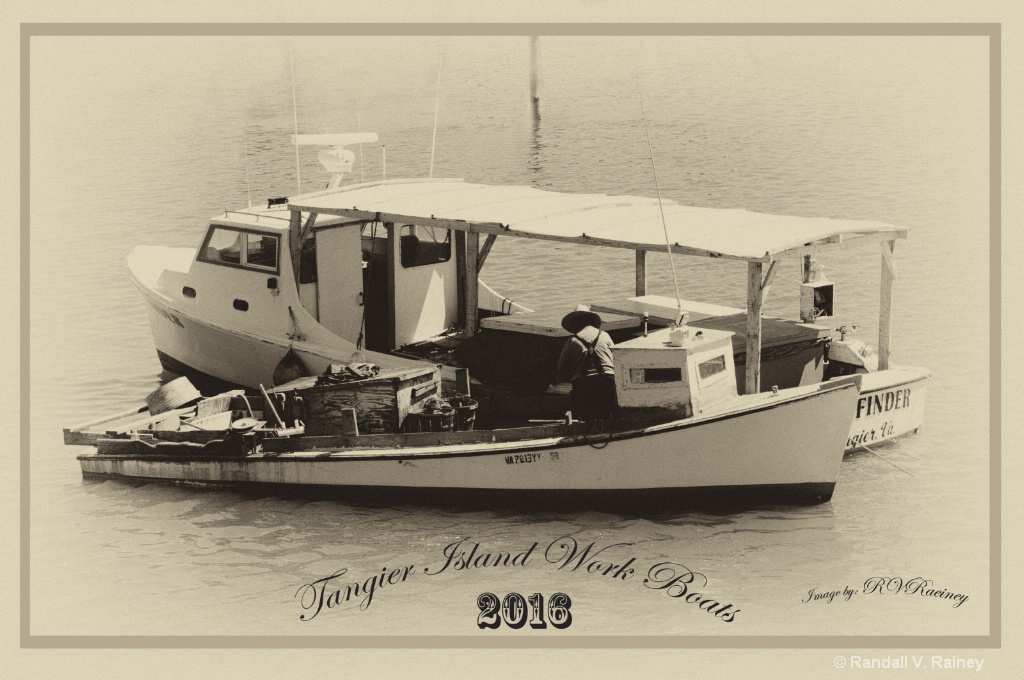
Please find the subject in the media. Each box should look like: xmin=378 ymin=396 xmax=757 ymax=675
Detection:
xmin=288 ymin=178 xmax=906 ymax=262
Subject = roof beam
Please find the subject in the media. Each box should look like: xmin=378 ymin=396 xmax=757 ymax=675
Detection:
xmin=775 ymin=230 xmax=909 ymax=260
xmin=286 ymin=203 xmax=760 ymax=262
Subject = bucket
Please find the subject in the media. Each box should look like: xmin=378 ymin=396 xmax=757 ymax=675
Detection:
xmin=449 ymin=396 xmax=478 ymax=431
xmin=145 ymin=376 xmax=202 ymax=415
xmin=403 ymin=410 xmax=455 ymax=433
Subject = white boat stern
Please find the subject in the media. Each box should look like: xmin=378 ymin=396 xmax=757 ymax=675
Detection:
xmin=843 ymin=366 xmax=930 ymax=451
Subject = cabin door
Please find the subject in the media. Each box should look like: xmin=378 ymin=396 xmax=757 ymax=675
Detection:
xmin=359 ymin=223 xmax=459 ymax=351
xmin=314 ymin=225 xmax=365 ymax=343
xmin=390 ymin=223 xmax=459 ymax=348
xmin=361 ymin=224 xmax=390 ymax=351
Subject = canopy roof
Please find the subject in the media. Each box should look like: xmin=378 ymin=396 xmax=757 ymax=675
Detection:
xmin=288 ymin=179 xmax=906 ymax=262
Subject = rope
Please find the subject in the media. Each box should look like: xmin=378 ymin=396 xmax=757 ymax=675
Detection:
xmin=927 ymin=375 xmax=988 ymax=428
xmin=356 ymin=304 xmax=366 ymax=350
xmin=861 ymin=443 xmax=914 ymax=477
xmin=587 ymin=415 xmax=620 ymax=449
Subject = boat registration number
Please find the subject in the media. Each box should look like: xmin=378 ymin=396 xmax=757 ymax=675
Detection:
xmin=504 ymin=452 xmax=544 ymax=465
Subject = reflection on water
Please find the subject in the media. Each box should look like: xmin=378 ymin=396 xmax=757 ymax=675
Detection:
xmin=30 ymin=35 xmax=989 ymax=637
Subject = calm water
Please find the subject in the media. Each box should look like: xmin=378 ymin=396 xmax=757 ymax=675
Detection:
xmin=28 ymin=36 xmax=990 ymax=636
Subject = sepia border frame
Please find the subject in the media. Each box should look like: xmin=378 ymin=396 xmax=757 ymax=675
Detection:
xmin=18 ymin=22 xmax=1001 ymax=650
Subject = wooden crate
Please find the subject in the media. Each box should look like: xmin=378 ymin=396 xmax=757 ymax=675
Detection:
xmin=298 ymin=366 xmax=441 ymax=435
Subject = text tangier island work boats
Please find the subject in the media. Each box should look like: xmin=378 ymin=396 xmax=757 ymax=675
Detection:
xmin=65 ymin=134 xmax=929 ymax=506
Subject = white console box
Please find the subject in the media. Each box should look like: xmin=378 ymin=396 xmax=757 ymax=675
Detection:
xmin=613 ymin=327 xmax=737 ymax=417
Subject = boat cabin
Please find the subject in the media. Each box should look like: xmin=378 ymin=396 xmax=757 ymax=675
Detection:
xmin=184 ymin=206 xmax=471 ymax=357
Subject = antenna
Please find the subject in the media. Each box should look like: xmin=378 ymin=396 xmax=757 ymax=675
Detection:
xmin=636 ymin=73 xmax=685 ymax=326
xmin=243 ymin=126 xmax=252 ymax=209
xmin=290 ymin=51 xmax=301 ymax=194
xmin=356 ymin=95 xmax=365 ymax=183
xmin=429 ymin=39 xmax=445 ymax=178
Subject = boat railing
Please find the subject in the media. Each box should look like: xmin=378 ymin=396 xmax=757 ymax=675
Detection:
xmin=220 ymin=210 xmax=292 ymax=223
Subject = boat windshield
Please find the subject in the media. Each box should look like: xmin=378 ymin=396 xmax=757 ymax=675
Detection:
xmin=199 ymin=226 xmax=280 ymax=274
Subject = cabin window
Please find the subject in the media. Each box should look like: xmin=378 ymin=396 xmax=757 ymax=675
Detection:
xmin=629 ymin=367 xmax=683 ymax=384
xmin=698 ymin=355 xmax=728 ymax=384
xmin=202 ymin=227 xmax=242 ymax=264
xmin=400 ymin=224 xmax=451 ymax=268
xmin=199 ymin=226 xmax=280 ymax=274
xmin=246 ymin=234 xmax=279 ymax=270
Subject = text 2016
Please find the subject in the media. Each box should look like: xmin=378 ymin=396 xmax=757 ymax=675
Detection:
xmin=476 ymin=592 xmax=573 ymax=629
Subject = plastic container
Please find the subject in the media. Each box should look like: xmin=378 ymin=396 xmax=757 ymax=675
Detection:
xmin=668 ymin=323 xmax=690 ymax=347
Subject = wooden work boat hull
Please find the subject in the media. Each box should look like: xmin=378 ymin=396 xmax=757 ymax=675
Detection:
xmin=843 ymin=367 xmax=929 ymax=452
xmin=75 ymin=377 xmax=860 ymax=507
xmin=135 ymin=272 xmax=390 ymax=391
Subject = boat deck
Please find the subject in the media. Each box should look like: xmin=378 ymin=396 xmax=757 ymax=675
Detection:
xmin=479 ymin=307 xmax=639 ymax=337
xmin=589 ymin=294 xmax=743 ymax=324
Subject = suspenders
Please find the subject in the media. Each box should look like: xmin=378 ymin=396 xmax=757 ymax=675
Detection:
xmin=572 ymin=332 xmax=603 ymax=379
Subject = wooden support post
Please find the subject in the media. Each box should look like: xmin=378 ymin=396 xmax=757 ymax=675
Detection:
xmin=455 ymin=368 xmax=471 ymax=397
xmin=879 ymin=240 xmax=896 ymax=371
xmin=385 ymin=222 xmax=398 ymax=350
xmin=299 ymin=212 xmax=317 ymax=242
xmin=530 ymin=36 xmax=540 ymax=109
xmin=761 ymin=260 xmax=779 ymax=300
xmin=466 ymin=230 xmax=480 ymax=334
xmin=635 ymin=250 xmax=647 ymax=297
xmin=288 ymin=209 xmax=303 ymax=284
xmin=745 ymin=261 xmax=764 ymax=395
xmin=477 ymin=233 xmax=497 ymax=271
xmin=455 ymin=230 xmax=467 ymax=330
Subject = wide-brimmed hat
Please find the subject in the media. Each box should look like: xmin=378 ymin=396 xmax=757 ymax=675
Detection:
xmin=561 ymin=305 xmax=603 ymax=334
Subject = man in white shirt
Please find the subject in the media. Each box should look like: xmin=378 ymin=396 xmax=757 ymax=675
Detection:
xmin=556 ymin=308 xmax=618 ymax=423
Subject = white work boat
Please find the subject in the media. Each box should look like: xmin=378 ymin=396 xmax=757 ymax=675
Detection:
xmin=67 ymin=358 xmax=863 ymax=507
